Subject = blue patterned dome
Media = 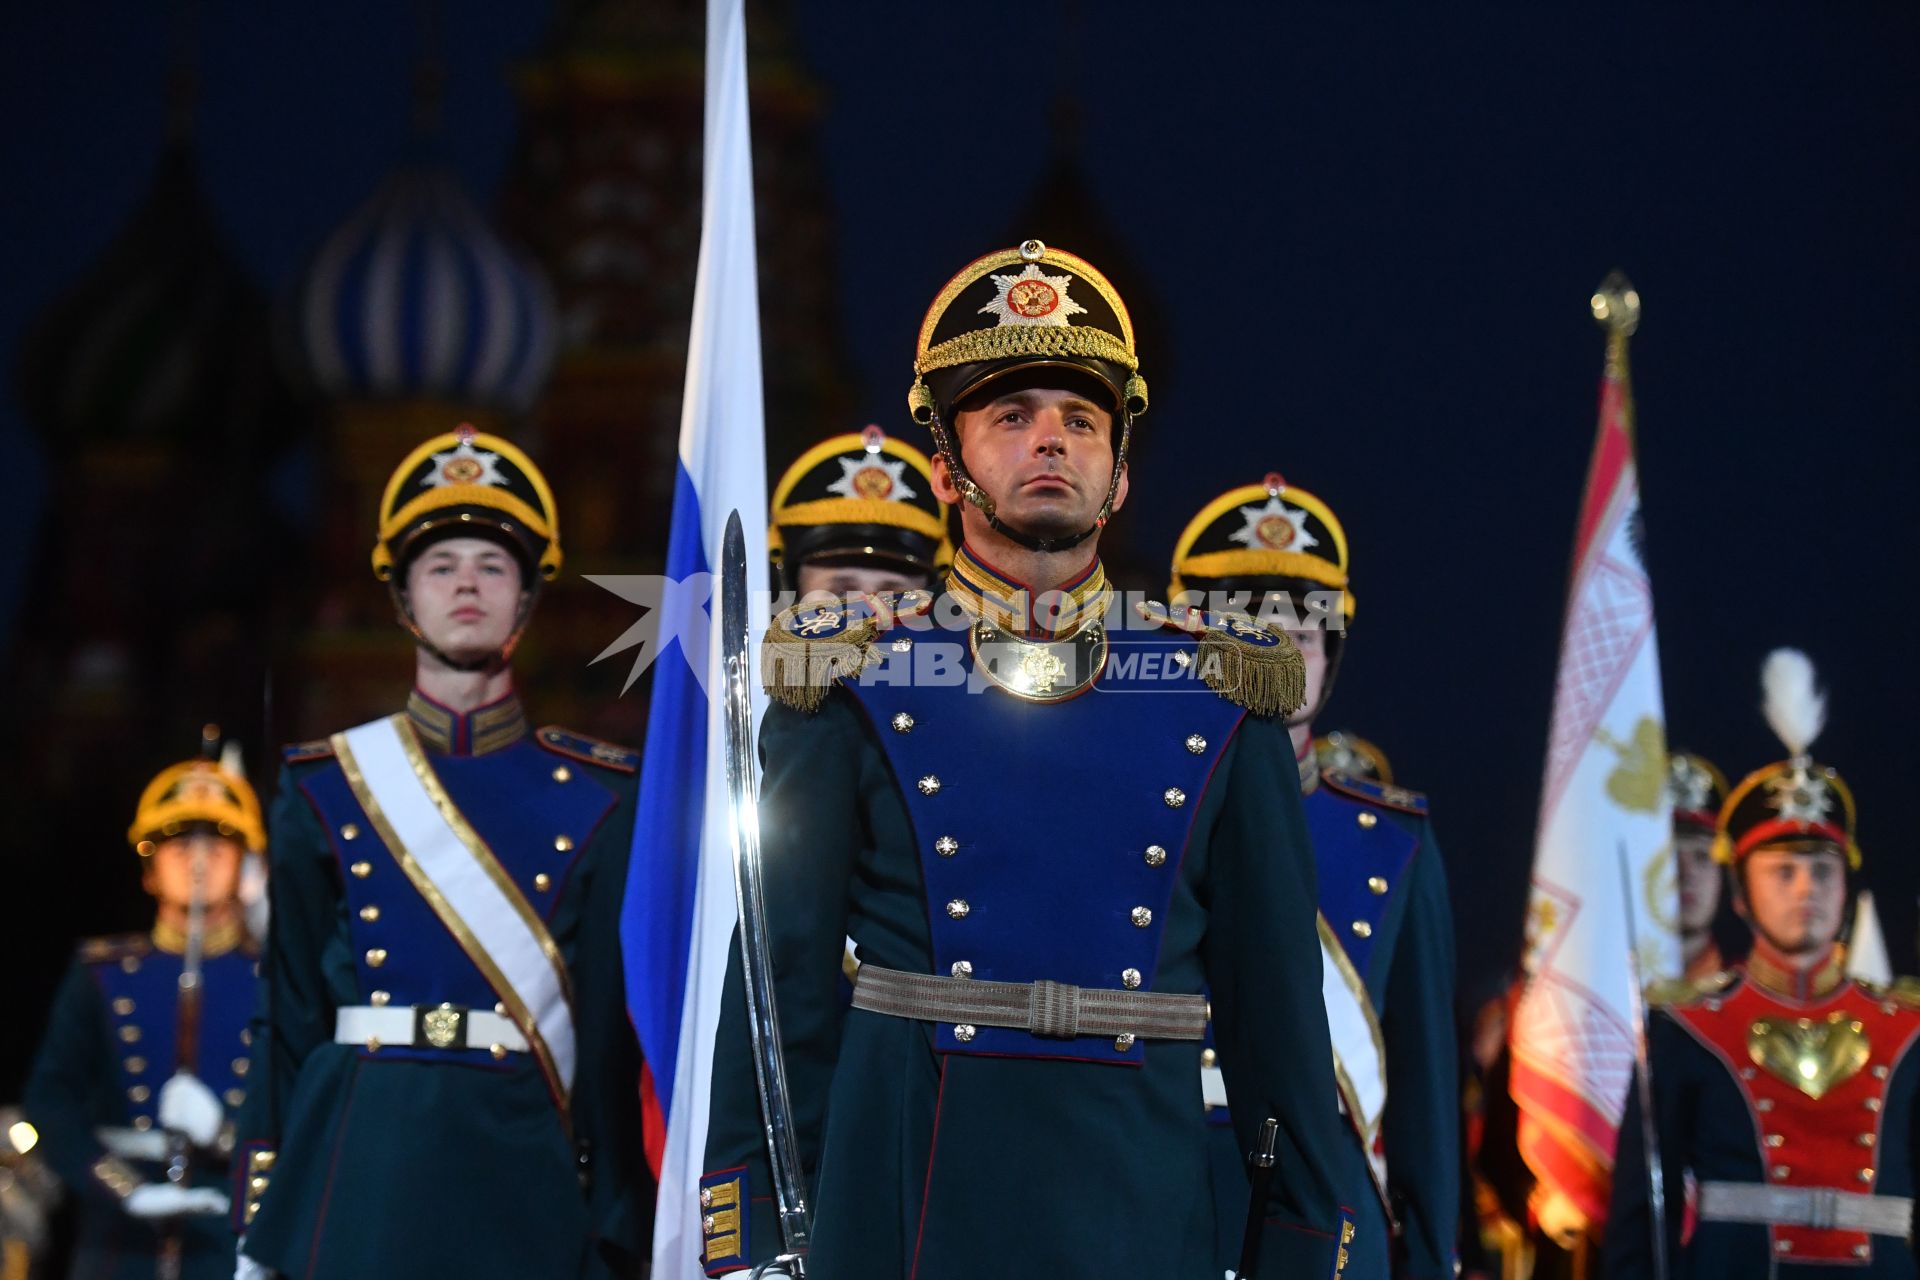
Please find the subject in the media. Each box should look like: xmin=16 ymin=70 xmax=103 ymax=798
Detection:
xmin=294 ymin=164 xmax=556 ymax=411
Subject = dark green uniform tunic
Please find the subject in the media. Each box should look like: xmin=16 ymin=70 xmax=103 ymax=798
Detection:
xmin=702 ymin=573 xmax=1353 ymax=1279
xmin=235 ymin=693 xmax=651 ymax=1280
xmin=25 ymin=929 xmax=256 ymax=1280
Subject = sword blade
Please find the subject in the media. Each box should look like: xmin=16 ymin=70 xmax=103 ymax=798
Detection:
xmin=721 ymin=509 xmax=811 ymax=1267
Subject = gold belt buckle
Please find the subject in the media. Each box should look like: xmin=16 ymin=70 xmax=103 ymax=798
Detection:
xmin=415 ymin=1002 xmax=467 ymax=1049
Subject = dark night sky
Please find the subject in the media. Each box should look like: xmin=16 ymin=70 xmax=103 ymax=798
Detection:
xmin=3 ymin=3 xmax=1917 ymax=1002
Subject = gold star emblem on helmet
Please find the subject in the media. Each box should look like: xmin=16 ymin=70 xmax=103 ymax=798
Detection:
xmin=423 ymin=439 xmax=508 ymax=490
xmin=1230 ymin=497 xmax=1319 ymax=553
xmin=978 ymin=264 xmax=1088 ymax=329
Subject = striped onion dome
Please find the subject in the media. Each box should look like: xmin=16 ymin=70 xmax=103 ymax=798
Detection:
xmin=19 ymin=143 xmax=272 ymax=454
xmin=294 ymin=163 xmax=557 ymax=411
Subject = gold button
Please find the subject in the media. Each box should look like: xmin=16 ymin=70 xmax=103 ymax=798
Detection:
xmin=1776 ymin=1240 xmax=1793 ymax=1255
xmin=495 ymin=1002 xmax=508 ymax=1017
xmin=365 ymin=1036 xmax=381 ymax=1053
xmin=225 ymin=1088 xmax=246 ymax=1107
xmin=121 ymin=956 xmax=141 ymax=974
xmin=1351 ymin=920 xmax=1373 ymax=939
xmin=1357 ymin=812 xmax=1378 ymax=829
xmin=1121 ymin=968 xmax=1142 ymax=989
xmin=1771 ymin=1165 xmax=1790 ymax=1180
xmin=1200 ymin=1048 xmax=1217 ymax=1068
xmin=1144 ymin=844 xmax=1168 ymax=867
xmin=1755 ymin=1098 xmax=1774 ymax=1112
xmin=953 ymin=1024 xmax=976 ymax=1042
xmin=365 ymin=948 xmax=388 ymax=968
xmin=935 ymin=836 xmax=959 ymax=857
xmin=233 ymin=1057 xmax=250 ymax=1076
xmin=1859 ymin=1133 xmax=1877 ymax=1147
xmin=1367 ymin=876 xmax=1388 ymax=895
xmin=370 ymin=990 xmax=391 ymax=1006
xmin=1765 ymin=1134 xmax=1784 ymax=1147
xmin=133 ymin=1115 xmax=153 ymax=1131
xmin=350 ymin=861 xmax=372 ymax=879
xmin=946 ymin=899 xmax=971 ymax=920
xmin=1859 ymin=1168 xmax=1876 ymax=1183
xmin=1865 ymin=1097 xmax=1883 ymax=1112
xmin=700 ymin=1187 xmax=713 ymax=1209
xmin=892 ymin=713 xmax=915 ymax=733
xmin=552 ymin=765 xmax=571 ymax=783
xmin=128 ymin=1084 xmax=151 ymax=1103
xmin=534 ymin=873 xmax=552 ymax=892
xmin=249 ymin=1176 xmax=269 ymax=1193
xmin=341 ymin=823 xmax=360 ymax=841
xmin=1872 ymin=1064 xmax=1890 ymax=1079
xmin=1131 ymin=907 xmax=1153 ymax=927
xmin=490 ymin=1043 xmax=508 ymax=1060
xmin=241 ymin=1028 xmax=252 ymax=1045
xmin=1114 ymin=1034 xmax=1136 ymax=1051
xmin=554 ymin=834 xmax=574 ymax=852
xmin=1855 ymin=1244 xmax=1872 ymax=1259
xmin=125 ymin=1056 xmax=147 ymax=1073
xmin=359 ymin=905 xmax=381 ymax=922
xmin=918 ymin=775 xmax=942 ymax=796
xmin=119 ymin=1026 xmax=142 ymax=1043
xmin=1163 ymin=787 xmax=1186 ymax=808
xmin=112 ymin=997 xmax=135 ymax=1015
xmin=1185 ymin=734 xmax=1207 ymax=754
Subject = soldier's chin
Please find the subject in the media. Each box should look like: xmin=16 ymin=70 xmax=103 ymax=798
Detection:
xmin=999 ymin=498 xmax=1089 ymax=542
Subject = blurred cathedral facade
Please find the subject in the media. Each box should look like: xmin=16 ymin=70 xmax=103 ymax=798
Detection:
xmin=4 ymin=0 xmax=849 ymax=981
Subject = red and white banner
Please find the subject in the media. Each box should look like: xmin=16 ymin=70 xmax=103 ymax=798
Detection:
xmin=1510 ymin=307 xmax=1677 ymax=1228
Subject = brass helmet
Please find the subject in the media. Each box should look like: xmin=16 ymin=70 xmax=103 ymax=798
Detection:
xmin=128 ymin=759 xmax=266 ymax=855
xmin=906 ymin=239 xmax=1145 ymax=554
xmin=1169 ymin=472 xmax=1354 ymax=622
xmin=769 ymin=427 xmax=952 ymax=590
xmin=1714 ymin=650 xmax=1860 ymax=869
xmin=372 ymin=424 xmax=561 ymax=585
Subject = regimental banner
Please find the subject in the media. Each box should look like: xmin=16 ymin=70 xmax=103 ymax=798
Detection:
xmin=1510 ymin=279 xmax=1677 ymax=1229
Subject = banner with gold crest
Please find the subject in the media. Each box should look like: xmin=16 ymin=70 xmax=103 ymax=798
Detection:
xmin=1509 ymin=274 xmax=1678 ymax=1232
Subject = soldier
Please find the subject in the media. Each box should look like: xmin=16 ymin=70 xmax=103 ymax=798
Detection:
xmin=770 ymin=426 xmax=951 ymax=599
xmin=23 ymin=756 xmax=265 ymax=1279
xmin=1607 ymin=650 xmax=1917 ymax=1277
xmin=235 ymin=426 xmax=650 ymax=1279
xmin=700 ymin=241 xmax=1352 ymax=1278
xmin=1171 ymin=475 xmax=1460 ymax=1279
xmin=1668 ymin=751 xmax=1734 ymax=983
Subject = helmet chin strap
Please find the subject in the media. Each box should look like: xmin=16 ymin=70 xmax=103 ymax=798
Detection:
xmin=926 ymin=405 xmax=1131 ymax=555
xmin=390 ymin=584 xmax=536 ymax=675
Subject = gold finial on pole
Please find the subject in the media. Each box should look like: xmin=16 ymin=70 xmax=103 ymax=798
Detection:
xmin=1590 ymin=270 xmax=1641 ymax=335
xmin=1591 ymin=270 xmax=1640 ymax=379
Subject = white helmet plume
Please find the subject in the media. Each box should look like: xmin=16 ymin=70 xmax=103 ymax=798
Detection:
xmin=1761 ymin=648 xmax=1826 ymax=762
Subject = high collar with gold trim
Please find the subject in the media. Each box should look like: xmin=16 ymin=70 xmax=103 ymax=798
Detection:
xmin=407 ymin=688 xmax=529 ymax=757
xmin=1744 ymin=941 xmax=1847 ymax=1003
xmin=152 ymin=916 xmax=247 ymax=958
xmin=945 ymin=544 xmax=1111 ymax=642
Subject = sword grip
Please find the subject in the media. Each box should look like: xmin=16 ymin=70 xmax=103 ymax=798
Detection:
xmin=1236 ymin=1117 xmax=1280 ymax=1279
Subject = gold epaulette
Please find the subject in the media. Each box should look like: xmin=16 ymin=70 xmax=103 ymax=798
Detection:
xmin=763 ymin=590 xmax=932 ymax=713
xmin=1647 ymin=968 xmax=1736 ymax=1008
xmin=1134 ymin=602 xmax=1306 ymax=717
xmin=76 ymin=934 xmax=152 ymax=965
xmin=536 ymin=727 xmax=640 ymax=774
xmin=1887 ymin=977 xmax=1920 ymax=1009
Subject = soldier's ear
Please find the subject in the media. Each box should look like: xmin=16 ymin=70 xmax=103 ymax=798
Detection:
xmin=1109 ymin=461 xmax=1130 ymax=516
xmin=929 ymin=451 xmax=963 ymax=506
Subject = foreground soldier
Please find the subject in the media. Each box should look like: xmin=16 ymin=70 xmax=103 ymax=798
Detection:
xmin=24 ymin=757 xmax=264 ymax=1279
xmin=701 ymin=242 xmax=1350 ymax=1278
xmin=1172 ymin=476 xmax=1459 ymax=1279
xmin=770 ymin=426 xmax=951 ymax=599
xmin=1607 ymin=651 xmax=1917 ymax=1277
xmin=236 ymin=427 xmax=649 ymax=1278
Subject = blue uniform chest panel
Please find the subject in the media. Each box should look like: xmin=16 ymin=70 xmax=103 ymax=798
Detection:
xmin=847 ymin=632 xmax=1245 ymax=1065
xmin=297 ymin=741 xmax=612 ymax=1057
xmin=1306 ymin=785 xmax=1420 ymax=993
xmin=89 ymin=947 xmax=257 ymax=1126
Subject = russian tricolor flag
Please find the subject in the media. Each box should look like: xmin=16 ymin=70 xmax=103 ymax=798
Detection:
xmin=620 ymin=0 xmax=769 ymax=1273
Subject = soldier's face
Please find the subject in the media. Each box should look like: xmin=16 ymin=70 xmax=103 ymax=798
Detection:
xmin=1285 ymin=625 xmax=1331 ymax=727
xmin=795 ymin=561 xmax=927 ymax=601
xmin=935 ymin=388 xmax=1128 ymax=544
xmin=1675 ymin=831 xmax=1721 ymax=934
xmin=1739 ymin=846 xmax=1847 ymax=955
xmin=405 ymin=537 xmax=525 ymax=663
xmin=143 ymin=836 xmax=244 ymax=909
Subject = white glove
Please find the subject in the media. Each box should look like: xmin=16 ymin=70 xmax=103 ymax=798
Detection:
xmin=124 ymin=1183 xmax=230 ymax=1219
xmin=158 ymin=1073 xmax=225 ymax=1148
xmin=235 ymin=1237 xmax=276 ymax=1280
